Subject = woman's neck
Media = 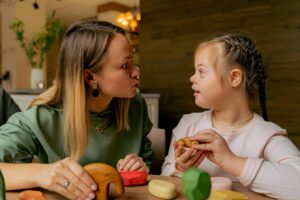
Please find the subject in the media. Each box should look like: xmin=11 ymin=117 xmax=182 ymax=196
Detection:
xmin=87 ymin=94 xmax=113 ymax=113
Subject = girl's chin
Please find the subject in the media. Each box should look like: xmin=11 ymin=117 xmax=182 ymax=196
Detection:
xmin=195 ymin=100 xmax=210 ymax=109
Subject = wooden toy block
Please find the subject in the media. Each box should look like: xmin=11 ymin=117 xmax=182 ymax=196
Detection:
xmin=119 ymin=171 xmax=148 ymax=186
xmin=209 ymin=190 xmax=248 ymax=200
xmin=181 ymin=168 xmax=211 ymax=200
xmin=19 ymin=190 xmax=47 ymax=200
xmin=148 ymin=179 xmax=177 ymax=199
xmin=84 ymin=163 xmax=124 ymax=200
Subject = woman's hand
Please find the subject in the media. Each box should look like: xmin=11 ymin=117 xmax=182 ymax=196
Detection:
xmin=174 ymin=141 xmax=205 ymax=172
xmin=36 ymin=157 xmax=97 ymax=200
xmin=190 ymin=129 xmax=246 ymax=176
xmin=117 ymin=154 xmax=149 ymax=173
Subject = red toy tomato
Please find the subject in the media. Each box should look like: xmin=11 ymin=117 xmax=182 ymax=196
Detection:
xmin=119 ymin=171 xmax=148 ymax=186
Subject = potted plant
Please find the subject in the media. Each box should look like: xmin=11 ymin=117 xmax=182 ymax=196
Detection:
xmin=10 ymin=11 xmax=63 ymax=88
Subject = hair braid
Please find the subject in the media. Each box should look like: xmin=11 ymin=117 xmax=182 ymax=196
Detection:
xmin=211 ymin=34 xmax=268 ymax=120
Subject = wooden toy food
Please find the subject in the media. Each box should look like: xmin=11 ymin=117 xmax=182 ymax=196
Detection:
xmin=176 ymin=137 xmax=199 ymax=148
xmin=19 ymin=190 xmax=47 ymax=200
xmin=148 ymin=179 xmax=177 ymax=199
xmin=119 ymin=171 xmax=148 ymax=186
xmin=84 ymin=163 xmax=124 ymax=200
xmin=208 ymin=189 xmax=248 ymax=200
xmin=181 ymin=168 xmax=211 ymax=200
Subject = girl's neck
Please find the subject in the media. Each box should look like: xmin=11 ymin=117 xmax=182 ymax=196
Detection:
xmin=87 ymin=94 xmax=113 ymax=113
xmin=211 ymin=108 xmax=254 ymax=132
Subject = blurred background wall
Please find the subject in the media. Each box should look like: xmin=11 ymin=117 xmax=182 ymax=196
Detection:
xmin=139 ymin=0 xmax=300 ymax=148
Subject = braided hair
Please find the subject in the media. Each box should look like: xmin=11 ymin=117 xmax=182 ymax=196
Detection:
xmin=210 ymin=34 xmax=268 ymax=121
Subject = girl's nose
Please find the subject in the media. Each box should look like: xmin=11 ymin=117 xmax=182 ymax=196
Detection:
xmin=190 ymin=74 xmax=195 ymax=83
xmin=132 ymin=65 xmax=140 ymax=80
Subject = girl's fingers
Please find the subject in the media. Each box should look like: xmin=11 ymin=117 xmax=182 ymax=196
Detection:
xmin=179 ymin=147 xmax=195 ymax=163
xmin=175 ymin=145 xmax=183 ymax=157
xmin=193 ymin=142 xmax=216 ymax=152
xmin=183 ymin=149 xmax=202 ymax=167
xmin=193 ymin=151 xmax=206 ymax=167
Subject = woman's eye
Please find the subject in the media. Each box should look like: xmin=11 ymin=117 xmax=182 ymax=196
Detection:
xmin=121 ymin=63 xmax=129 ymax=69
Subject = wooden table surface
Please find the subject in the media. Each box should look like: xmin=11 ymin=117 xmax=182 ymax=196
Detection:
xmin=6 ymin=175 xmax=274 ymax=200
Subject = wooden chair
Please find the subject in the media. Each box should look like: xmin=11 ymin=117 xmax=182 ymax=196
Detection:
xmin=147 ymin=128 xmax=166 ymax=174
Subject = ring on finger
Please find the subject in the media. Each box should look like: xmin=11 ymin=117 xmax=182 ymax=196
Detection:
xmin=63 ymin=179 xmax=71 ymax=189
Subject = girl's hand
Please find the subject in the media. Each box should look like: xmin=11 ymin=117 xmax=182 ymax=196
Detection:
xmin=190 ymin=129 xmax=246 ymax=176
xmin=36 ymin=157 xmax=97 ymax=200
xmin=117 ymin=154 xmax=149 ymax=173
xmin=174 ymin=141 xmax=205 ymax=172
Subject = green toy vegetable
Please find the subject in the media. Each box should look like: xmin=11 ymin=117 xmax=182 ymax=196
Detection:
xmin=181 ymin=168 xmax=211 ymax=200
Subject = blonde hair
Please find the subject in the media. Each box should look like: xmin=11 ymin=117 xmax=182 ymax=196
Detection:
xmin=30 ymin=21 xmax=130 ymax=161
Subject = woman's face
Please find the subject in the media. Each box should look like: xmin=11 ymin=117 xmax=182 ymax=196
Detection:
xmin=94 ymin=33 xmax=140 ymax=98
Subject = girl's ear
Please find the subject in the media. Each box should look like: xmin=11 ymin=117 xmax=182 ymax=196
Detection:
xmin=228 ymin=68 xmax=243 ymax=87
xmin=83 ymin=69 xmax=96 ymax=86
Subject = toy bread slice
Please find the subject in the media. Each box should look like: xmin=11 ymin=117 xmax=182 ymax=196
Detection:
xmin=148 ymin=179 xmax=177 ymax=199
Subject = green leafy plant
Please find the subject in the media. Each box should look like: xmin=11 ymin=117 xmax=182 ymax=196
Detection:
xmin=10 ymin=11 xmax=63 ymax=69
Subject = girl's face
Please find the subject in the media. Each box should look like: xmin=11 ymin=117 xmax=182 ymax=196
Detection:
xmin=190 ymin=43 xmax=230 ymax=109
xmin=94 ymin=33 xmax=140 ymax=98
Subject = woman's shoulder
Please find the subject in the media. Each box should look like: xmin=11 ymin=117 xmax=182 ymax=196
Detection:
xmin=8 ymin=104 xmax=61 ymax=124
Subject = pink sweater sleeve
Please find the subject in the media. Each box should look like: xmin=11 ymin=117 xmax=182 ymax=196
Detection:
xmin=238 ymin=136 xmax=300 ymax=200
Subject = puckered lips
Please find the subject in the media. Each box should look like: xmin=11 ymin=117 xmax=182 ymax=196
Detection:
xmin=131 ymin=81 xmax=140 ymax=88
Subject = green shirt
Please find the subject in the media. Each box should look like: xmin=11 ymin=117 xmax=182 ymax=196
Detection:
xmin=0 ymin=94 xmax=153 ymax=169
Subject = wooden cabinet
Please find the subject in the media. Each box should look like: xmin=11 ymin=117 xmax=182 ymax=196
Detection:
xmin=141 ymin=93 xmax=160 ymax=128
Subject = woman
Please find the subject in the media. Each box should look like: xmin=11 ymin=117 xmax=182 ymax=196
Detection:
xmin=0 ymin=21 xmax=153 ymax=200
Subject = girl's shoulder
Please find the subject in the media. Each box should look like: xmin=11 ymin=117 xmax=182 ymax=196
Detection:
xmin=253 ymin=113 xmax=286 ymax=134
xmin=180 ymin=110 xmax=211 ymax=125
xmin=173 ymin=110 xmax=211 ymax=137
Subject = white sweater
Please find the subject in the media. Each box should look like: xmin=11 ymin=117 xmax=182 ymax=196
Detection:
xmin=161 ymin=110 xmax=300 ymax=200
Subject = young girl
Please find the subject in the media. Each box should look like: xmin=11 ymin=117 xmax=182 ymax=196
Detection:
xmin=162 ymin=34 xmax=300 ymax=199
xmin=0 ymin=21 xmax=152 ymax=200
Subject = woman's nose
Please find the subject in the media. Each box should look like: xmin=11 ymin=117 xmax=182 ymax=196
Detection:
xmin=132 ymin=65 xmax=140 ymax=80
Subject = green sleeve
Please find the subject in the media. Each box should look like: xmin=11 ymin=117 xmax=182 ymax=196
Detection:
xmin=139 ymin=97 xmax=154 ymax=170
xmin=0 ymin=112 xmax=38 ymax=163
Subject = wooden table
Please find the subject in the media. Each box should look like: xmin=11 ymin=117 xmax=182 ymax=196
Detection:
xmin=6 ymin=175 xmax=273 ymax=200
